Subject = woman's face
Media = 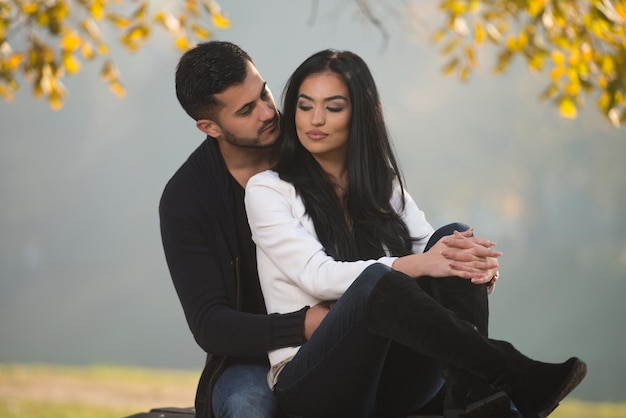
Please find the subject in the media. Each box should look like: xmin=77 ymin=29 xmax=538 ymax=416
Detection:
xmin=295 ymin=71 xmax=352 ymax=164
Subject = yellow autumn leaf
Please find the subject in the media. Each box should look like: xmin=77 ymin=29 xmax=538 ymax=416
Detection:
xmin=554 ymin=35 xmax=570 ymax=50
xmin=48 ymin=90 xmax=64 ymax=110
xmin=468 ymin=0 xmax=480 ymax=12
xmin=558 ymin=96 xmax=577 ymax=119
xmin=588 ymin=19 xmax=605 ymax=37
xmin=51 ymin=2 xmax=70 ymax=20
xmin=0 ymin=83 xmax=15 ymax=101
xmin=5 ymin=54 xmax=24 ymax=70
xmin=600 ymin=55 xmax=616 ymax=74
xmin=494 ymin=50 xmax=513 ymax=74
xmin=134 ymin=2 xmax=148 ymax=19
xmin=551 ymin=50 xmax=565 ymax=65
xmin=580 ymin=42 xmax=593 ymax=62
xmin=62 ymin=52 xmax=80 ymax=74
xmin=205 ymin=0 xmax=230 ymax=26
xmin=441 ymin=38 xmax=460 ymax=55
xmin=175 ymin=36 xmax=191 ymax=51
xmin=568 ymin=48 xmax=581 ymax=66
xmin=35 ymin=12 xmax=50 ymax=26
xmin=564 ymin=79 xmax=581 ymax=96
xmin=577 ymin=62 xmax=590 ymax=80
xmin=459 ymin=66 xmax=471 ymax=81
xmin=108 ymin=14 xmax=130 ymax=29
xmin=485 ymin=23 xmax=502 ymax=43
xmin=60 ymin=31 xmax=81 ymax=51
xmin=615 ymin=2 xmax=626 ymax=18
xmin=474 ymin=22 xmax=486 ymax=44
xmin=154 ymin=11 xmax=181 ymax=32
xmin=517 ymin=31 xmax=528 ymax=49
xmin=81 ymin=18 xmax=103 ymax=43
xmin=39 ymin=65 xmax=54 ymax=94
xmin=528 ymin=54 xmax=544 ymax=72
xmin=528 ymin=0 xmax=547 ymax=18
xmin=109 ymin=80 xmax=126 ymax=97
xmin=442 ymin=57 xmax=460 ymax=76
xmin=432 ymin=29 xmax=446 ymax=43
xmin=100 ymin=60 xmax=119 ymax=82
xmin=607 ymin=109 xmax=620 ymax=128
xmin=33 ymin=81 xmax=44 ymax=98
xmin=550 ymin=65 xmax=565 ymax=81
xmin=452 ymin=16 xmax=469 ymax=36
xmin=122 ymin=25 xmax=150 ymax=45
xmin=446 ymin=0 xmax=468 ymax=15
xmin=90 ymin=1 xmax=105 ymax=20
xmin=212 ymin=13 xmax=231 ymax=29
xmin=185 ymin=0 xmax=201 ymax=16
xmin=538 ymin=84 xmax=558 ymax=100
xmin=81 ymin=42 xmax=94 ymax=60
xmin=464 ymin=45 xmax=476 ymax=67
xmin=31 ymin=46 xmax=55 ymax=66
xmin=505 ymin=36 xmax=519 ymax=52
xmin=97 ymin=43 xmax=109 ymax=55
xmin=597 ymin=92 xmax=610 ymax=111
xmin=154 ymin=10 xmax=167 ymax=24
xmin=21 ymin=2 xmax=38 ymax=15
xmin=191 ymin=23 xmax=211 ymax=40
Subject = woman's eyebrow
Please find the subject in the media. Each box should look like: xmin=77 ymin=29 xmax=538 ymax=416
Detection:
xmin=298 ymin=93 xmax=349 ymax=102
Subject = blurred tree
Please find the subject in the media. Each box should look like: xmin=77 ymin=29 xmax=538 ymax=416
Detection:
xmin=1 ymin=0 xmax=624 ymax=128
xmin=0 ymin=0 xmax=229 ymax=110
xmin=432 ymin=0 xmax=626 ymax=127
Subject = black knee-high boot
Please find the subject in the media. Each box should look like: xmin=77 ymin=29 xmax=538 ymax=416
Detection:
xmin=366 ymin=271 xmax=586 ymax=418
xmin=425 ymin=276 xmax=510 ymax=417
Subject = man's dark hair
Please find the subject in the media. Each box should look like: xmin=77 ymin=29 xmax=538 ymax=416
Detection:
xmin=175 ymin=41 xmax=253 ymax=121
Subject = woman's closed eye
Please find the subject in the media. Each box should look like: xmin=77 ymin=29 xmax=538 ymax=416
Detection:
xmin=297 ymin=103 xmax=345 ymax=113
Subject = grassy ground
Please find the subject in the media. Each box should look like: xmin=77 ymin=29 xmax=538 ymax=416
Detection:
xmin=1 ymin=363 xmax=625 ymax=418
xmin=0 ymin=363 xmax=198 ymax=418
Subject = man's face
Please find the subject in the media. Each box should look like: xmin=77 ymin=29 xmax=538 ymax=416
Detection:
xmin=201 ymin=61 xmax=280 ymax=149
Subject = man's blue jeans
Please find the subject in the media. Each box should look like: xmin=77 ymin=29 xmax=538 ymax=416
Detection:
xmin=274 ymin=263 xmax=444 ymax=418
xmin=212 ymin=357 xmax=280 ymax=418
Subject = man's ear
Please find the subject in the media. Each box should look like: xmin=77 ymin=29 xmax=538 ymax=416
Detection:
xmin=196 ymin=119 xmax=221 ymax=138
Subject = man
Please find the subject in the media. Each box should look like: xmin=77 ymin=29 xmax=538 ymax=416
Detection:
xmin=160 ymin=41 xmax=333 ymax=418
xmin=160 ymin=41 xmax=503 ymax=418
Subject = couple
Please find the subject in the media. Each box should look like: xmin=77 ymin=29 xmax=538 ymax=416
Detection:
xmin=160 ymin=41 xmax=586 ymax=418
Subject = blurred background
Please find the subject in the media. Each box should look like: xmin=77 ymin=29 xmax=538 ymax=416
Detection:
xmin=1 ymin=0 xmax=624 ymax=404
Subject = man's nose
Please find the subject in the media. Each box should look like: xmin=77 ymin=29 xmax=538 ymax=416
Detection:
xmin=260 ymin=101 xmax=275 ymax=120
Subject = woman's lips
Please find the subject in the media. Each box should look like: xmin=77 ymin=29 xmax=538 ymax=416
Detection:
xmin=306 ymin=130 xmax=328 ymax=140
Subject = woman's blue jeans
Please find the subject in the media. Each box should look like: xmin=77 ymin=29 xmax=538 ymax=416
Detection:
xmin=274 ymin=223 xmax=474 ymax=418
xmin=274 ymin=263 xmax=442 ymax=418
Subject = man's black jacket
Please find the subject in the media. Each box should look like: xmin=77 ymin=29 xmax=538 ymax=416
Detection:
xmin=159 ymin=138 xmax=306 ymax=418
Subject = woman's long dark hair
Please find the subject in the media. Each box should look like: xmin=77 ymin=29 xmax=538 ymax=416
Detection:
xmin=276 ymin=49 xmax=413 ymax=261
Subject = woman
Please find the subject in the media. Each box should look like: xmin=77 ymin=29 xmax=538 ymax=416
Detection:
xmin=245 ymin=50 xmax=586 ymax=418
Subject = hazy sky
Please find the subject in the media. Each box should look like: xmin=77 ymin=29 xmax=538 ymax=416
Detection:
xmin=1 ymin=0 xmax=625 ymax=402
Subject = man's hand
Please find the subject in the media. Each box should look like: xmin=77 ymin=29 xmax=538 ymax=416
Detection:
xmin=303 ymin=301 xmax=333 ymax=340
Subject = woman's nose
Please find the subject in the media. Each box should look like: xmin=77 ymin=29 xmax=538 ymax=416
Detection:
xmin=311 ymin=108 xmax=325 ymax=126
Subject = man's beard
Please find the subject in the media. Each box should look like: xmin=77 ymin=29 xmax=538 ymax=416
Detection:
xmin=222 ymin=114 xmax=280 ymax=149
